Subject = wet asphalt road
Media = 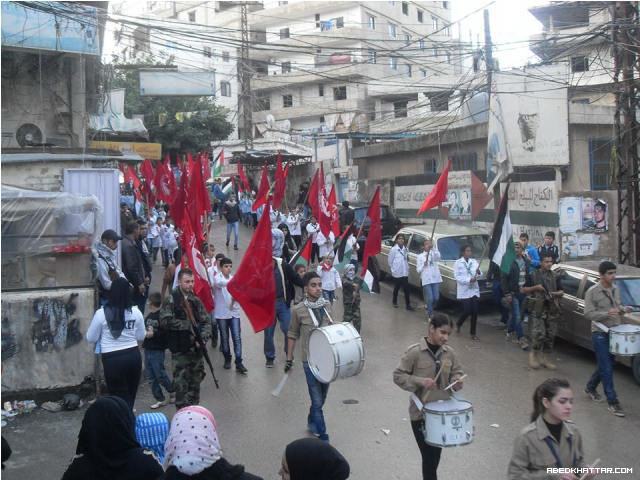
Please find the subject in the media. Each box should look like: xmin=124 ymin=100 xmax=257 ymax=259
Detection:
xmin=3 ymin=220 xmax=639 ymax=480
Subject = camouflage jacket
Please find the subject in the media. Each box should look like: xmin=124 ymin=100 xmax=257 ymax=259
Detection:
xmin=160 ymin=288 xmax=212 ymax=342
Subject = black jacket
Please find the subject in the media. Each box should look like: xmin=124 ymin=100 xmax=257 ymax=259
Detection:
xmin=137 ymin=239 xmax=152 ymax=278
xmin=339 ymin=206 xmax=354 ymax=230
xmin=163 ymin=458 xmax=263 ymax=480
xmin=122 ymin=236 xmax=145 ymax=287
xmin=501 ymin=257 xmax=532 ymax=296
xmin=538 ymin=244 xmax=559 ymax=264
xmin=142 ymin=310 xmax=168 ymax=351
xmin=222 ymin=202 xmax=241 ymax=223
xmin=273 ymin=258 xmax=304 ymax=305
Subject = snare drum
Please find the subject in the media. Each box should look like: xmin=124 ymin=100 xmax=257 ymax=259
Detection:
xmin=423 ymin=398 xmax=474 ymax=448
xmin=308 ymin=323 xmax=365 ymax=384
xmin=609 ymin=324 xmax=640 ymax=356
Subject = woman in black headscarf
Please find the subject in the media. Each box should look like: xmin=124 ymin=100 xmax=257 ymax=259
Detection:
xmin=279 ymin=438 xmax=350 ymax=480
xmin=86 ymin=277 xmax=146 ymax=409
xmin=278 ymin=223 xmax=297 ymax=263
xmin=61 ymin=396 xmax=163 ymax=480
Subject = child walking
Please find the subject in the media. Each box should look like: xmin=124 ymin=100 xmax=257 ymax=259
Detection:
xmin=342 ymin=264 xmax=364 ymax=333
xmin=317 ymin=254 xmax=342 ymax=304
xmin=143 ymin=292 xmax=175 ymax=409
xmin=213 ymin=258 xmax=248 ymax=374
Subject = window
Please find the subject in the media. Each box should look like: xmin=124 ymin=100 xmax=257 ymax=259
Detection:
xmin=388 ymin=22 xmax=397 ymax=38
xmin=417 ymin=9 xmax=424 ymax=23
xmin=281 ymin=61 xmax=291 ymax=73
xmin=222 ymin=51 xmax=230 ymax=62
xmin=367 ymin=14 xmax=376 ymax=30
xmin=437 ymin=235 xmax=488 ymax=261
xmin=333 ymin=86 xmax=347 ymax=100
xmin=405 ymin=64 xmax=412 ymax=77
xmin=318 ymin=84 xmax=324 ymax=96
xmin=394 ymin=101 xmax=408 ymax=118
xmin=589 ymin=139 xmax=613 ymax=190
xmin=425 ymin=158 xmax=437 ymax=173
xmin=390 ymin=56 xmax=398 ymax=70
xmin=320 ymin=115 xmax=326 ymax=124
xmin=444 ymin=24 xmax=451 ymax=36
xmin=448 ymin=152 xmax=478 ymax=170
xmin=432 ymin=15 xmax=438 ymax=30
xmin=571 ymin=56 xmax=589 ymax=72
xmin=419 ymin=38 xmax=425 ymax=50
xmin=203 ymin=46 xmax=212 ymax=58
xmin=368 ymin=49 xmax=377 ymax=64
xmin=336 ymin=17 xmax=344 ymax=28
xmin=282 ymin=94 xmax=293 ymax=108
xmin=255 ymin=94 xmax=271 ymax=111
xmin=420 ymin=68 xmax=427 ymax=78
xmin=559 ymin=271 xmax=583 ymax=297
xmin=404 ymin=33 xmax=411 ymax=45
xmin=315 ymin=13 xmax=320 ymax=28
xmin=408 ymin=234 xmax=426 ymax=254
xmin=442 ymin=1 xmax=449 ymax=9
xmin=220 ymin=81 xmax=231 ymax=97
xmin=188 ymin=10 xmax=196 ymax=22
xmin=280 ymin=27 xmax=290 ymax=39
xmin=402 ymin=2 xmax=409 ymax=15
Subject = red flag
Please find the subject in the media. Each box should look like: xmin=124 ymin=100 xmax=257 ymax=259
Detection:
xmin=252 ymin=165 xmax=270 ymax=211
xmin=360 ymin=186 xmax=382 ymax=278
xmin=171 ymin=163 xmax=189 ymax=230
xmin=308 ymin=165 xmax=331 ymax=236
xmin=187 ymin=156 xmax=207 ymax=241
xmin=307 ymin=168 xmax=321 ymax=219
xmin=196 ymin=155 xmax=212 ymax=214
xmin=227 ymin=206 xmax=276 ymax=332
xmin=140 ymin=159 xmax=155 ymax=186
xmin=201 ymin=152 xmax=211 ymax=182
xmin=327 ymin=184 xmax=340 ymax=237
xmin=237 ymin=162 xmax=251 ymax=192
xmin=272 ymin=154 xmax=286 ymax=209
xmin=181 ymin=217 xmax=214 ymax=312
xmin=417 ymin=159 xmax=451 ymax=215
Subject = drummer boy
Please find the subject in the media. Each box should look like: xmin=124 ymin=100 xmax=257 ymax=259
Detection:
xmin=584 ymin=260 xmax=633 ymax=417
xmin=393 ymin=313 xmax=464 ymax=480
xmin=286 ymin=271 xmax=334 ymax=442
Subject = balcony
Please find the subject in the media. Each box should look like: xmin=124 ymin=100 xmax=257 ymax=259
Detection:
xmin=251 ymin=62 xmax=380 ymax=91
xmin=252 ymin=98 xmax=364 ymax=123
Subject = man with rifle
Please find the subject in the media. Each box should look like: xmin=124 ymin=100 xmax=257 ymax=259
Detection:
xmin=160 ymin=268 xmax=213 ymax=409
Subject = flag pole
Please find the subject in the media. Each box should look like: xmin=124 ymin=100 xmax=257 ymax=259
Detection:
xmin=430 ymin=207 xmax=440 ymax=240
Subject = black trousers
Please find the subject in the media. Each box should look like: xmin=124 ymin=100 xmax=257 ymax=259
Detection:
xmin=393 ymin=276 xmax=411 ymax=307
xmin=102 ymin=346 xmax=142 ymax=410
xmin=292 ymin=235 xmax=302 ymax=249
xmin=311 ymin=243 xmax=320 ymax=263
xmin=457 ymin=296 xmax=479 ymax=335
xmin=411 ymin=420 xmax=442 ymax=480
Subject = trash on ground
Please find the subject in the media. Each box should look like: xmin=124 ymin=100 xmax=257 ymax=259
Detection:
xmin=381 ymin=428 xmax=391 ymax=436
xmin=490 ymin=423 xmax=500 ymax=428
xmin=41 ymin=401 xmax=63 ymax=413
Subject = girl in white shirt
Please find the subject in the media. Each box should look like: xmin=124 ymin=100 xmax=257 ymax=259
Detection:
xmin=86 ymin=277 xmax=146 ymax=409
xmin=286 ymin=209 xmax=302 ymax=248
xmin=453 ymin=244 xmax=481 ymax=340
xmin=316 ymin=255 xmax=342 ymax=304
xmin=416 ymin=237 xmax=442 ymax=320
xmin=317 ymin=230 xmax=335 ymax=260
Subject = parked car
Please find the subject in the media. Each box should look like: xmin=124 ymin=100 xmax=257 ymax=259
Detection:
xmin=351 ymin=203 xmax=402 ymax=239
xmin=551 ymin=261 xmax=640 ymax=384
xmin=376 ymin=224 xmax=494 ymax=302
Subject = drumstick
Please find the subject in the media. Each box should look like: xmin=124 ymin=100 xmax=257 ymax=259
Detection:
xmin=271 ymin=373 xmax=289 ymax=397
xmin=577 ymin=458 xmax=600 ymax=480
xmin=443 ymin=374 xmax=467 ymax=392
xmin=422 ymin=365 xmax=444 ymax=403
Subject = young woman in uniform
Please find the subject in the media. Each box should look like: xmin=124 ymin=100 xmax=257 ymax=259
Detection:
xmin=508 ymin=378 xmax=596 ymax=480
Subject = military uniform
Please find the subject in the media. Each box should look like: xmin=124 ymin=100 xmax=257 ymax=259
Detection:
xmin=160 ymin=288 xmax=212 ymax=409
xmin=528 ymin=269 xmax=562 ymax=367
xmin=342 ymin=276 xmax=364 ymax=333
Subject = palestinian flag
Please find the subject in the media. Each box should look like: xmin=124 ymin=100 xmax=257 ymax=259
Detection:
xmin=213 ymin=149 xmax=224 ymax=177
xmin=333 ymin=223 xmax=354 ymax=273
xmin=290 ymin=236 xmax=312 ymax=267
xmin=361 ymin=256 xmax=381 ymax=294
xmin=488 ymin=184 xmax=515 ymax=274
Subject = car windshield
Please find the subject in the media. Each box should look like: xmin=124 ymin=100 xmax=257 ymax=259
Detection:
xmin=437 ymin=235 xmax=488 ymax=261
xmin=616 ymin=278 xmax=640 ymax=307
xmin=354 ymin=207 xmax=389 ymax=223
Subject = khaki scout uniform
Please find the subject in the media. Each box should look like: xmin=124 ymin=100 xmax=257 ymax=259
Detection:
xmin=287 ymin=301 xmax=333 ymax=362
xmin=584 ymin=283 xmax=623 ymax=332
xmin=160 ymin=288 xmax=212 ymax=409
xmin=393 ymin=339 xmax=464 ymax=421
xmin=508 ymin=416 xmax=586 ymax=480
xmin=529 ymin=269 xmax=561 ymax=353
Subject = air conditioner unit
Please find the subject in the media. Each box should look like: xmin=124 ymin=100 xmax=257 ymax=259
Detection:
xmin=2 ymin=122 xmax=70 ymax=148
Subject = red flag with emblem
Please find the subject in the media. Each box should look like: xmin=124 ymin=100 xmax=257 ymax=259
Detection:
xmin=171 ymin=163 xmax=189 ymax=230
xmin=181 ymin=217 xmax=214 ymax=312
xmin=307 ymin=167 xmax=321 ymax=219
xmin=417 ymin=159 xmax=451 ymax=215
xmin=237 ymin=161 xmax=251 ymax=192
xmin=272 ymin=154 xmax=286 ymax=209
xmin=252 ymin=165 xmax=270 ymax=212
xmin=327 ymin=184 xmax=340 ymax=237
xmin=154 ymin=156 xmax=176 ymax=203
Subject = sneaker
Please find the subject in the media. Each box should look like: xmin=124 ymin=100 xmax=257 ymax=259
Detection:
xmin=393 ymin=303 xmax=399 ymax=309
xmin=584 ymin=388 xmax=603 ymax=403
xmin=234 ymin=245 xmax=238 ymax=251
xmin=608 ymin=403 xmax=625 ymax=417
xmin=406 ymin=305 xmax=415 ymax=311
xmin=505 ymin=332 xmax=512 ymax=340
xmin=519 ymin=338 xmax=529 ymax=350
xmin=265 ymin=359 xmax=275 ymax=368
xmin=471 ymin=335 xmax=480 ymax=341
xmin=223 ymin=359 xmax=232 ymax=370
xmin=150 ymin=400 xmax=167 ymax=409
xmin=236 ymin=364 xmax=248 ymax=374
xmin=307 ymin=423 xmax=319 ymax=435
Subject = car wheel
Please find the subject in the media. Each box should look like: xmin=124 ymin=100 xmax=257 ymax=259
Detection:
xmin=633 ymin=355 xmax=640 ymax=385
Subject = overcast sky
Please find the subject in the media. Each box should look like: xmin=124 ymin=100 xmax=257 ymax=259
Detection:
xmin=452 ymin=0 xmax=543 ymax=69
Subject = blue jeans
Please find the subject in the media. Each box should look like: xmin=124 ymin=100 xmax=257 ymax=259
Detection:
xmin=422 ymin=283 xmax=440 ymax=317
xmin=144 ymin=349 xmax=173 ymax=402
xmin=264 ymin=299 xmax=291 ymax=360
xmin=226 ymin=221 xmax=239 ymax=246
xmin=322 ymin=289 xmax=335 ymax=304
xmin=217 ymin=317 xmax=243 ymax=365
xmin=586 ymin=332 xmax=618 ymax=405
xmin=303 ymin=362 xmax=330 ymax=440
xmin=508 ymin=293 xmax=525 ymax=339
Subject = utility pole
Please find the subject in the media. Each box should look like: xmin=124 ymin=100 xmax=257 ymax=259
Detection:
xmin=239 ymin=2 xmax=253 ymax=150
xmin=612 ymin=2 xmax=639 ymax=265
xmin=484 ymin=9 xmax=501 ymax=207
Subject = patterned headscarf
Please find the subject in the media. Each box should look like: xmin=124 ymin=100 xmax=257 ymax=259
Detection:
xmin=163 ymin=406 xmax=221 ymax=475
xmin=135 ymin=412 xmax=169 ymax=463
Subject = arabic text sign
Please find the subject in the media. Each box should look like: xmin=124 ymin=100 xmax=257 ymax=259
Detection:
xmin=503 ymin=181 xmax=557 ymax=213
xmin=90 ymin=141 xmax=162 ymax=160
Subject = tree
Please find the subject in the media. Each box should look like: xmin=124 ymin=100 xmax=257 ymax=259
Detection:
xmin=111 ymin=56 xmax=234 ymax=155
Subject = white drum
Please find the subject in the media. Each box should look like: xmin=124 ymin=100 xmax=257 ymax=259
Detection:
xmin=308 ymin=322 xmax=364 ymax=384
xmin=423 ymin=398 xmax=474 ymax=448
xmin=609 ymin=324 xmax=640 ymax=356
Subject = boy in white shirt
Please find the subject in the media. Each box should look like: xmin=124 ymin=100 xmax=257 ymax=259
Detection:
xmin=213 ymin=257 xmax=247 ymax=374
xmin=316 ymin=254 xmax=342 ymax=304
xmin=317 ymin=230 xmax=335 ymax=260
xmin=306 ymin=215 xmax=321 ymax=264
xmin=416 ymin=237 xmax=442 ymax=320
xmin=287 ymin=208 xmax=302 ymax=248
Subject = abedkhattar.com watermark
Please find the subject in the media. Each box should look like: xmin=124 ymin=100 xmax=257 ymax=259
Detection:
xmin=547 ymin=467 xmax=634 ymax=476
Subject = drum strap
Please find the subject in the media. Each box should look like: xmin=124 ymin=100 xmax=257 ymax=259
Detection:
xmin=307 ymin=307 xmax=333 ymax=327
xmin=543 ymin=436 xmax=575 ymax=468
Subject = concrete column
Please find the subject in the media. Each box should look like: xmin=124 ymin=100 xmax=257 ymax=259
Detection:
xmin=70 ymin=56 xmax=86 ymax=148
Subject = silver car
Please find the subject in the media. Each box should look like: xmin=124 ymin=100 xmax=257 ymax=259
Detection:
xmin=376 ymin=225 xmax=493 ymax=302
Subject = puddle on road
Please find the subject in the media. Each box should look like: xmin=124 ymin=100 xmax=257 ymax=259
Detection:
xmin=342 ymin=399 xmax=359 ymax=404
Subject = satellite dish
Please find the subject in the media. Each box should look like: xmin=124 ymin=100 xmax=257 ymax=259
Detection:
xmin=281 ymin=119 xmax=291 ymax=131
xmin=266 ymin=114 xmax=277 ymax=130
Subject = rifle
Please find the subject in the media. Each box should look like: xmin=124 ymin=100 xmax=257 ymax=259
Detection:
xmin=182 ymin=294 xmax=220 ymax=389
